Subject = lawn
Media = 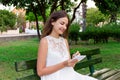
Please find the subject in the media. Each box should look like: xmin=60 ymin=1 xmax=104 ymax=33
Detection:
xmin=0 ymin=38 xmax=120 ymax=80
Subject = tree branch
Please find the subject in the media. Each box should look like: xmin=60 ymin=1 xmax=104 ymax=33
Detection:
xmin=70 ymin=0 xmax=86 ymax=23
xmin=50 ymin=0 xmax=58 ymax=14
xmin=36 ymin=0 xmax=47 ymax=23
xmin=60 ymin=0 xmax=65 ymax=10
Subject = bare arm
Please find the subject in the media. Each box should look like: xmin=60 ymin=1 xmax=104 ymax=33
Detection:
xmin=64 ymin=39 xmax=71 ymax=59
xmin=64 ymin=39 xmax=78 ymax=67
xmin=37 ymin=38 xmax=68 ymax=76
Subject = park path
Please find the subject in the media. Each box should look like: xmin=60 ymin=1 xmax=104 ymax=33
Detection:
xmin=0 ymin=33 xmax=37 ymax=37
xmin=0 ymin=33 xmax=37 ymax=42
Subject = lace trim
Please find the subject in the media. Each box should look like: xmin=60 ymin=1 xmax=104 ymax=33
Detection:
xmin=47 ymin=36 xmax=66 ymax=57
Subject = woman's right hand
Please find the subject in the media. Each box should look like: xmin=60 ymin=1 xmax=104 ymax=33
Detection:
xmin=63 ymin=51 xmax=80 ymax=67
xmin=68 ymin=59 xmax=78 ymax=67
xmin=63 ymin=59 xmax=78 ymax=67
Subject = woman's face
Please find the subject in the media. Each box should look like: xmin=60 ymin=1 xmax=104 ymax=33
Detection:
xmin=51 ymin=17 xmax=68 ymax=35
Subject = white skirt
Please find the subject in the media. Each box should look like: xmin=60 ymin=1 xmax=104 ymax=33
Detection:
xmin=41 ymin=67 xmax=98 ymax=80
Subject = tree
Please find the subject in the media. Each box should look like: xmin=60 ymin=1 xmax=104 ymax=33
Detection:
xmin=17 ymin=12 xmax=26 ymax=32
xmin=26 ymin=12 xmax=36 ymax=22
xmin=86 ymin=8 xmax=108 ymax=26
xmin=26 ymin=12 xmax=37 ymax=29
xmin=0 ymin=10 xmax=16 ymax=32
xmin=71 ymin=0 xmax=87 ymax=23
xmin=0 ymin=0 xmax=87 ymax=39
xmin=93 ymin=0 xmax=120 ymax=23
xmin=69 ymin=23 xmax=80 ymax=44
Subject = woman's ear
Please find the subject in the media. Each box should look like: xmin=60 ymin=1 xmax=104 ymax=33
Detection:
xmin=51 ymin=22 xmax=55 ymax=26
xmin=51 ymin=19 xmax=55 ymax=26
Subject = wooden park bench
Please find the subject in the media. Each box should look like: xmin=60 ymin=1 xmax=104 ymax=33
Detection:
xmin=15 ymin=48 xmax=120 ymax=80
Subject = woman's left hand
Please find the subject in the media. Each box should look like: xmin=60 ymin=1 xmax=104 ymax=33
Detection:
xmin=72 ymin=51 xmax=80 ymax=59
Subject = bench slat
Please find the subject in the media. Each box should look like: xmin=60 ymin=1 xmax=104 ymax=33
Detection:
xmin=92 ymin=68 xmax=111 ymax=78
xmin=105 ymin=71 xmax=120 ymax=80
xmin=15 ymin=48 xmax=120 ymax=80
xmin=74 ymin=57 xmax=102 ymax=70
xmin=15 ymin=48 xmax=100 ymax=72
xmin=16 ymin=74 xmax=40 ymax=80
xmin=80 ymin=48 xmax=100 ymax=56
xmin=15 ymin=59 xmax=37 ymax=72
xmin=97 ymin=70 xmax=119 ymax=80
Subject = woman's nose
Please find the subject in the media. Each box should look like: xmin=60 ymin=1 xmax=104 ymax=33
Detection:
xmin=63 ymin=25 xmax=67 ymax=30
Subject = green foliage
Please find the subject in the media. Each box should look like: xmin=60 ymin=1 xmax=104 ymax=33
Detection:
xmin=79 ymin=30 xmax=90 ymax=41
xmin=93 ymin=0 xmax=120 ymax=22
xmin=105 ymin=23 xmax=120 ymax=40
xmin=39 ymin=24 xmax=43 ymax=31
xmin=86 ymin=8 xmax=108 ymax=26
xmin=0 ymin=0 xmax=77 ymax=23
xmin=26 ymin=12 xmax=43 ymax=21
xmin=0 ymin=10 xmax=16 ymax=32
xmin=94 ymin=0 xmax=120 ymax=14
xmin=79 ymin=23 xmax=120 ymax=43
xmin=69 ymin=23 xmax=80 ymax=44
xmin=117 ymin=13 xmax=120 ymax=20
xmin=17 ymin=13 xmax=26 ymax=28
xmin=19 ymin=26 xmax=23 ymax=33
xmin=0 ymin=17 xmax=6 ymax=32
xmin=26 ymin=12 xmax=36 ymax=22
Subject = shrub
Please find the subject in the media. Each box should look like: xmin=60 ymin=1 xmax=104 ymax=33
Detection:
xmin=0 ymin=10 xmax=16 ymax=32
xmin=79 ymin=23 xmax=120 ymax=43
xmin=79 ymin=26 xmax=110 ymax=43
xmin=69 ymin=23 xmax=80 ymax=44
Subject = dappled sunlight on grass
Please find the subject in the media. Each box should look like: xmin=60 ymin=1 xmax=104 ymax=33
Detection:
xmin=0 ymin=38 xmax=120 ymax=80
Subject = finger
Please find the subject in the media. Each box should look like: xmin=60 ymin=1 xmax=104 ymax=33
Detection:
xmin=76 ymin=51 xmax=79 ymax=55
xmin=72 ymin=54 xmax=76 ymax=58
xmin=70 ymin=59 xmax=78 ymax=63
xmin=76 ymin=51 xmax=80 ymax=55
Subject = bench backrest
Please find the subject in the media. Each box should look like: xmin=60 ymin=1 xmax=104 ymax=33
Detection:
xmin=15 ymin=59 xmax=37 ymax=72
xmin=15 ymin=48 xmax=102 ymax=79
xmin=15 ymin=59 xmax=40 ymax=80
xmin=74 ymin=48 xmax=102 ymax=75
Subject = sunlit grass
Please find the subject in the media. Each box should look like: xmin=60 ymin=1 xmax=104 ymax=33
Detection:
xmin=0 ymin=38 xmax=120 ymax=80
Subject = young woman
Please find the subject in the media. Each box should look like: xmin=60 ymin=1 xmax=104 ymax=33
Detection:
xmin=37 ymin=10 xmax=98 ymax=80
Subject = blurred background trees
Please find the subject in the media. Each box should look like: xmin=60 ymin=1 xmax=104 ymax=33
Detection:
xmin=0 ymin=0 xmax=120 ymax=42
xmin=0 ymin=10 xmax=16 ymax=32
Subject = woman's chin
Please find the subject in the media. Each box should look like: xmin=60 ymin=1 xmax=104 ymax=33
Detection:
xmin=59 ymin=33 xmax=63 ymax=35
xmin=59 ymin=31 xmax=64 ymax=35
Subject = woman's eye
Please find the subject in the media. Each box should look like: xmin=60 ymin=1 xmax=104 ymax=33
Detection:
xmin=60 ymin=23 xmax=63 ymax=25
xmin=60 ymin=22 xmax=64 ymax=25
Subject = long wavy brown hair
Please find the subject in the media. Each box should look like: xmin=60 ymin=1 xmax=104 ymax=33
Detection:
xmin=41 ymin=10 xmax=70 ymax=39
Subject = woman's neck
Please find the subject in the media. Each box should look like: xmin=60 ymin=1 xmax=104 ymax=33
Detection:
xmin=49 ymin=33 xmax=60 ymax=39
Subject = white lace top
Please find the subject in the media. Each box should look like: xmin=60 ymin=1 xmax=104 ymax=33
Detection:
xmin=45 ymin=35 xmax=70 ymax=66
xmin=40 ymin=35 xmax=98 ymax=80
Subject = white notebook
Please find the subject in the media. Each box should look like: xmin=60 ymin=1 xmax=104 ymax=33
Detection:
xmin=72 ymin=55 xmax=86 ymax=61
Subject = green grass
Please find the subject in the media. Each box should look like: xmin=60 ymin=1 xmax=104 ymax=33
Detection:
xmin=70 ymin=39 xmax=120 ymax=74
xmin=0 ymin=38 xmax=39 ymax=62
xmin=0 ymin=38 xmax=120 ymax=80
xmin=0 ymin=38 xmax=39 ymax=80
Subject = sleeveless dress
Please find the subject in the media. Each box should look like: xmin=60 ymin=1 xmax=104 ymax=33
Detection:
xmin=41 ymin=35 xmax=98 ymax=80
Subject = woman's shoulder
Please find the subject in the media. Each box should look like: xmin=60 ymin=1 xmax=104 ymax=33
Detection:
xmin=40 ymin=37 xmax=48 ymax=44
xmin=60 ymin=37 xmax=68 ymax=44
xmin=61 ymin=37 xmax=67 ymax=42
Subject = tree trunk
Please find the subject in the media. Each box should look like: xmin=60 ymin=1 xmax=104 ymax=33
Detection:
xmin=110 ymin=13 xmax=117 ymax=23
xmin=31 ymin=3 xmax=40 ymax=40
xmin=50 ymin=1 xmax=58 ymax=14
xmin=70 ymin=0 xmax=86 ymax=23
xmin=36 ymin=0 xmax=47 ymax=24
xmin=34 ymin=12 xmax=41 ymax=40
xmin=60 ymin=0 xmax=65 ymax=10
xmin=82 ymin=2 xmax=87 ymax=31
